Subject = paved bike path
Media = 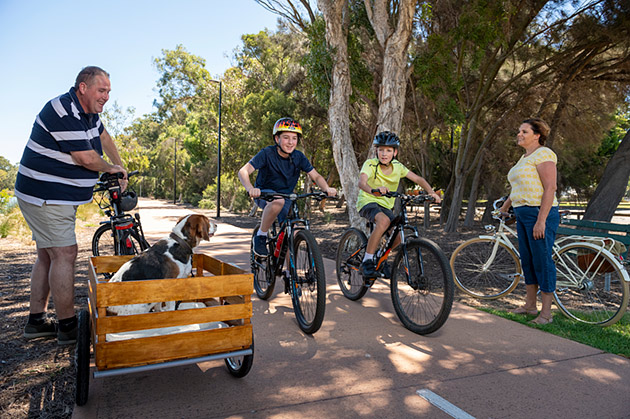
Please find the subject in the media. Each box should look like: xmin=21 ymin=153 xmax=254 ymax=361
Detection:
xmin=73 ymin=199 xmax=630 ymax=418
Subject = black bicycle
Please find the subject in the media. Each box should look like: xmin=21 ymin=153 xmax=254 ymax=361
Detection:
xmin=91 ymin=170 xmax=149 ymax=258
xmin=336 ymin=192 xmax=454 ymax=335
xmin=251 ymin=191 xmax=333 ymax=334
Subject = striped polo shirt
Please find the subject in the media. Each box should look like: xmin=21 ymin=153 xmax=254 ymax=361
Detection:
xmin=15 ymin=88 xmax=104 ymax=206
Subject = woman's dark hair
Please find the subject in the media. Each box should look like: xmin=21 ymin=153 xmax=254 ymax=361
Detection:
xmin=522 ymin=118 xmax=550 ymax=145
xmin=74 ymin=66 xmax=109 ymax=90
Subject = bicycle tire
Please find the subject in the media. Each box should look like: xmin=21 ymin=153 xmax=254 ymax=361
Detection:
xmin=336 ymin=228 xmax=369 ymax=301
xmin=292 ymin=230 xmax=326 ymax=334
xmin=75 ymin=309 xmax=90 ymax=406
xmin=553 ymin=242 xmax=629 ymax=326
xmin=391 ymin=238 xmax=454 ymax=335
xmin=450 ymin=238 xmax=522 ymax=299
xmin=225 ymin=333 xmax=254 ymax=378
xmin=251 ymin=225 xmax=275 ymax=300
xmin=92 ymin=224 xmax=147 ymax=257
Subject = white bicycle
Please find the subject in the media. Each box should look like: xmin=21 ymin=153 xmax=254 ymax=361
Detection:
xmin=450 ymin=198 xmax=630 ymax=326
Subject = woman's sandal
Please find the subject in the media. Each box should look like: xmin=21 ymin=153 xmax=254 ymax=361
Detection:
xmin=511 ymin=306 xmax=538 ymax=315
xmin=530 ymin=315 xmax=553 ymax=325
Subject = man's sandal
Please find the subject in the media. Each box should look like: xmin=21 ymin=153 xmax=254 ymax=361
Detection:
xmin=510 ymin=306 xmax=538 ymax=315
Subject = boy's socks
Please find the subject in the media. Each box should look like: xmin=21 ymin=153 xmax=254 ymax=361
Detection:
xmin=363 ymin=253 xmax=374 ymax=262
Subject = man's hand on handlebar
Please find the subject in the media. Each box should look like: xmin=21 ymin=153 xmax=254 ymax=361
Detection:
xmin=107 ymin=166 xmax=128 ymax=192
xmin=325 ymin=187 xmax=337 ymax=197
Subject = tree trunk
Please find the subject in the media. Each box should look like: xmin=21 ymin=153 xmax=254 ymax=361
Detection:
xmin=364 ymin=0 xmax=416 ymax=133
xmin=464 ymin=152 xmax=484 ymax=226
xmin=584 ymin=129 xmax=630 ymax=221
xmin=319 ymin=0 xmax=362 ymax=227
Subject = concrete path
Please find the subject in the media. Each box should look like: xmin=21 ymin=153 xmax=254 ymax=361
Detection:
xmin=73 ymin=199 xmax=630 ymax=418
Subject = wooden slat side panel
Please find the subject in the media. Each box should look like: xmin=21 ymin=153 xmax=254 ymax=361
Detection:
xmin=95 ymin=324 xmax=252 ymax=370
xmin=97 ymin=275 xmax=253 ymax=306
xmin=201 ymin=254 xmax=246 ymax=275
xmin=90 ymin=256 xmax=133 ymax=273
xmin=99 ymin=303 xmax=252 ymax=334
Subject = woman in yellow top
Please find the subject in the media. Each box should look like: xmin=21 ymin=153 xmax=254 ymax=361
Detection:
xmin=500 ymin=118 xmax=559 ymax=324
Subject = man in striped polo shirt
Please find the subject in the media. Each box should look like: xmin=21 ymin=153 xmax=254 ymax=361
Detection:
xmin=15 ymin=66 xmax=127 ymax=345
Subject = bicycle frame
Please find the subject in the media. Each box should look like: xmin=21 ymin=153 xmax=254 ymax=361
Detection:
xmin=93 ymin=171 xmax=148 ymax=256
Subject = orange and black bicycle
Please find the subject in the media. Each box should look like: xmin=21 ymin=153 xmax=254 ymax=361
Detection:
xmin=336 ymin=192 xmax=453 ymax=335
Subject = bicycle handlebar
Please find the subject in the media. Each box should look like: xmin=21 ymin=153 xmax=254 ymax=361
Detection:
xmin=258 ymin=190 xmax=338 ymax=202
xmin=375 ymin=190 xmax=437 ymax=204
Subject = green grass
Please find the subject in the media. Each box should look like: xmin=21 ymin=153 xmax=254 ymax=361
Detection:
xmin=480 ymin=308 xmax=630 ymax=358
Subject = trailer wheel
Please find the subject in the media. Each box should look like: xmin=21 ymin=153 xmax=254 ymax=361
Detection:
xmin=75 ymin=309 xmax=91 ymax=406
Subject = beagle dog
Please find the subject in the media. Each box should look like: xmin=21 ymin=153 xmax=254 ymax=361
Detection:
xmin=107 ymin=214 xmax=217 ymax=316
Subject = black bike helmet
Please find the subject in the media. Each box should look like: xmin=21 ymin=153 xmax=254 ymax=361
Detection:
xmin=373 ymin=131 xmax=400 ymax=148
xmin=120 ymin=190 xmax=138 ymax=212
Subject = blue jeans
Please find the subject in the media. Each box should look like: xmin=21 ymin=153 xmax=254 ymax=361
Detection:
xmin=514 ymin=206 xmax=559 ymax=293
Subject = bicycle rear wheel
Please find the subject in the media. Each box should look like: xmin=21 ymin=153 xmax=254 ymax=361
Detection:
xmin=450 ymin=238 xmax=521 ymax=299
xmin=553 ymin=242 xmax=629 ymax=326
xmin=391 ymin=238 xmax=454 ymax=335
xmin=92 ymin=224 xmax=146 ymax=256
xmin=251 ymin=225 xmax=275 ymax=300
xmin=292 ymin=230 xmax=326 ymax=334
xmin=336 ymin=228 xmax=369 ymax=300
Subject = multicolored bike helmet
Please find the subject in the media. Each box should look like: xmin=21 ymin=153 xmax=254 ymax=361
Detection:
xmin=373 ymin=131 xmax=400 ymax=148
xmin=273 ymin=117 xmax=303 ymax=139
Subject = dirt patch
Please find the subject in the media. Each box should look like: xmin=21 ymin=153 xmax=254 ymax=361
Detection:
xmin=0 ymin=201 xmax=520 ymax=418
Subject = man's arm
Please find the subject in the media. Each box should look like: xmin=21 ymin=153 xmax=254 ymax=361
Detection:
xmin=70 ymin=128 xmax=127 ymax=190
xmin=100 ymin=128 xmax=128 ymax=190
xmin=307 ymin=169 xmax=337 ymax=196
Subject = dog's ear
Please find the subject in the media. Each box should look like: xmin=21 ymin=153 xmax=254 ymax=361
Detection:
xmin=198 ymin=217 xmax=210 ymax=241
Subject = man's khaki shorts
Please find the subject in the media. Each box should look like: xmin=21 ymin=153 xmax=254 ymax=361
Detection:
xmin=17 ymin=198 xmax=78 ymax=248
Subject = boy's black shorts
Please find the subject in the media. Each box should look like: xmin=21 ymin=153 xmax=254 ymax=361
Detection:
xmin=359 ymin=202 xmax=395 ymax=223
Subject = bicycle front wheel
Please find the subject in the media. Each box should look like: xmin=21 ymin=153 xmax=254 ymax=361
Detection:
xmin=251 ymin=225 xmax=275 ymax=300
xmin=336 ymin=228 xmax=368 ymax=301
xmin=391 ymin=238 xmax=454 ymax=335
xmin=553 ymin=242 xmax=629 ymax=326
xmin=92 ymin=224 xmax=146 ymax=257
xmin=292 ymin=230 xmax=326 ymax=334
xmin=450 ymin=238 xmax=521 ymax=299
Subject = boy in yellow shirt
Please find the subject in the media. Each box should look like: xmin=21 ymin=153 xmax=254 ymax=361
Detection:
xmin=357 ymin=131 xmax=441 ymax=277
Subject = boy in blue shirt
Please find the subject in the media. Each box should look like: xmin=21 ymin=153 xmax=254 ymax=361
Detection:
xmin=357 ymin=131 xmax=441 ymax=277
xmin=238 ymin=117 xmax=337 ymax=257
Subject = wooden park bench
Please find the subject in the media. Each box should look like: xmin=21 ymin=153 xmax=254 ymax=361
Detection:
xmin=557 ymin=217 xmax=630 ymax=259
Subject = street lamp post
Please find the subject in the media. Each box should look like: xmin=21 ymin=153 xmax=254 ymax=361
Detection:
xmin=210 ymin=79 xmax=222 ymax=218
xmin=173 ymin=137 xmax=177 ymax=204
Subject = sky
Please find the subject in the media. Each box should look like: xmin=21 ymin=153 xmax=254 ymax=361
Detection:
xmin=0 ymin=0 xmax=281 ymax=164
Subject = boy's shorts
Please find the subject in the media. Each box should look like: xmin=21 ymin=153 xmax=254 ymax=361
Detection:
xmin=17 ymin=198 xmax=78 ymax=248
xmin=359 ymin=202 xmax=395 ymax=223
xmin=255 ymin=190 xmax=292 ymax=222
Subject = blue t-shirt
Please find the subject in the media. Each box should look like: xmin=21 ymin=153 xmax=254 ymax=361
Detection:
xmin=15 ymin=87 xmax=104 ymax=206
xmin=249 ymin=145 xmax=313 ymax=193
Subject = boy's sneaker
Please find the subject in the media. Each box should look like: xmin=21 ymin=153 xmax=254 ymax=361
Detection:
xmin=360 ymin=258 xmax=378 ymax=278
xmin=23 ymin=320 xmax=57 ymax=339
xmin=253 ymin=235 xmax=268 ymax=258
xmin=57 ymin=326 xmax=77 ymax=346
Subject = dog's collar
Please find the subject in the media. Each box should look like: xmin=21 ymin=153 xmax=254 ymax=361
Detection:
xmin=169 ymin=232 xmax=193 ymax=254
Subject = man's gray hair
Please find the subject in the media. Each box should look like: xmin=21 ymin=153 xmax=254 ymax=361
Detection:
xmin=74 ymin=66 xmax=110 ymax=90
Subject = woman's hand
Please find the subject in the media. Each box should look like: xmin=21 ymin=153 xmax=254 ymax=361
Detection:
xmin=533 ymin=219 xmax=546 ymax=240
